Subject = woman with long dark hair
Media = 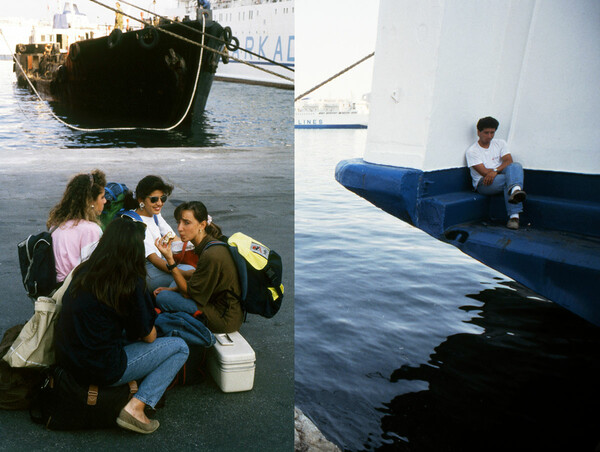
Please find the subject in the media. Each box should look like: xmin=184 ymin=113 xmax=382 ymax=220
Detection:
xmin=154 ymin=201 xmax=243 ymax=334
xmin=122 ymin=175 xmax=194 ymax=291
xmin=47 ymin=169 xmax=106 ymax=283
xmin=55 ymin=217 xmax=188 ymax=434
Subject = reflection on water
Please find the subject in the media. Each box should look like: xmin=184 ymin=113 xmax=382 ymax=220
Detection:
xmin=51 ymin=113 xmax=225 ymax=148
xmin=382 ymin=282 xmax=600 ymax=451
xmin=294 ymin=129 xmax=600 ymax=452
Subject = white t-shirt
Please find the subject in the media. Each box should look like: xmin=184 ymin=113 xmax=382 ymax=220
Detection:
xmin=465 ymin=138 xmax=511 ymax=188
xmin=141 ymin=213 xmax=175 ymax=259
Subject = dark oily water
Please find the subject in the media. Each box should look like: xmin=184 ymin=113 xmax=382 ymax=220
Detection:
xmin=0 ymin=60 xmax=292 ymax=149
xmin=294 ymin=130 xmax=600 ymax=451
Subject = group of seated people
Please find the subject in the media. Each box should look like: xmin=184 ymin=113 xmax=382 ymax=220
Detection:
xmin=48 ymin=171 xmax=242 ymax=434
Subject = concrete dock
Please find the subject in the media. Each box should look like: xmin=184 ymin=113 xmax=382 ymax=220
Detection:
xmin=0 ymin=145 xmax=294 ymax=451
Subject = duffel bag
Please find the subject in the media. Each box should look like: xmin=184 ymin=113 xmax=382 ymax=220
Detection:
xmin=30 ymin=366 xmax=138 ymax=430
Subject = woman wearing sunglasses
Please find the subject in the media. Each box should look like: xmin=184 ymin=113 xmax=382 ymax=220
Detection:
xmin=123 ymin=175 xmax=193 ymax=291
xmin=55 ymin=217 xmax=188 ymax=434
xmin=153 ymin=201 xmax=244 ymax=334
xmin=48 ymin=169 xmax=107 ymax=284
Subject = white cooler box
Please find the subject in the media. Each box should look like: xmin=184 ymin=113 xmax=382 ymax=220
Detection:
xmin=208 ymin=331 xmax=256 ymax=392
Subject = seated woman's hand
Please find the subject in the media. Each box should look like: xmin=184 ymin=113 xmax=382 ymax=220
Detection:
xmin=155 ymin=235 xmax=174 ymax=259
xmin=153 ymin=286 xmax=177 ymax=296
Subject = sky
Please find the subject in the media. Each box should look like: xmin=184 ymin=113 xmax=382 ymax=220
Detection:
xmin=1 ymin=0 xmax=187 ymax=25
xmin=295 ymin=0 xmax=380 ymax=100
xmin=2 ymin=0 xmax=118 ymax=24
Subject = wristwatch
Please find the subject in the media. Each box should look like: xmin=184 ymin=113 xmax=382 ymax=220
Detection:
xmin=166 ymin=262 xmax=177 ymax=272
xmin=493 ymin=168 xmax=498 ymax=172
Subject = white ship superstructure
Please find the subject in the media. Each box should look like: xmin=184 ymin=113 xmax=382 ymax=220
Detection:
xmin=212 ymin=0 xmax=294 ymax=89
xmin=0 ymin=2 xmax=107 ymax=56
xmin=29 ymin=2 xmax=108 ymax=52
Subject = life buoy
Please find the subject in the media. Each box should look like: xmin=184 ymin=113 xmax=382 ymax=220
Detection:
xmin=222 ymin=27 xmax=239 ymax=52
xmin=107 ymin=28 xmax=123 ymax=49
xmin=137 ymin=27 xmax=159 ymax=50
xmin=69 ymin=43 xmax=80 ymax=61
xmin=17 ymin=44 xmax=26 ymax=53
xmin=223 ymin=26 xmax=232 ymax=43
xmin=226 ymin=36 xmax=239 ymax=52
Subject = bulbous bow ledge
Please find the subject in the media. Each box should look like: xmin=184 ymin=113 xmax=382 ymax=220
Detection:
xmin=336 ymin=158 xmax=600 ymax=327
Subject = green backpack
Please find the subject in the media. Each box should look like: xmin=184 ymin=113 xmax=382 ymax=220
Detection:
xmin=100 ymin=182 xmax=131 ymax=230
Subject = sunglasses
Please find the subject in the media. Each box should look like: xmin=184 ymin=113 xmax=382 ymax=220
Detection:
xmin=148 ymin=195 xmax=168 ymax=204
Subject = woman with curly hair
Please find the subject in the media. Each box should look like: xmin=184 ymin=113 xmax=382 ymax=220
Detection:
xmin=47 ymin=169 xmax=107 ymax=283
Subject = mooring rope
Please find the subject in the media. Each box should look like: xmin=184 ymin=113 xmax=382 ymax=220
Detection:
xmin=87 ymin=0 xmax=293 ymax=83
xmin=294 ymin=52 xmax=374 ymax=102
xmin=116 ymin=0 xmax=293 ymax=73
xmin=0 ymin=15 xmax=207 ymax=132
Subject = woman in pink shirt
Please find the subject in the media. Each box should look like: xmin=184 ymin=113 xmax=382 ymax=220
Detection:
xmin=47 ymin=170 xmax=107 ymax=283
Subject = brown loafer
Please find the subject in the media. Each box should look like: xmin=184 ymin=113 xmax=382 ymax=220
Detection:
xmin=507 ymin=218 xmax=519 ymax=230
xmin=116 ymin=408 xmax=159 ymax=434
xmin=508 ymin=189 xmax=526 ymax=204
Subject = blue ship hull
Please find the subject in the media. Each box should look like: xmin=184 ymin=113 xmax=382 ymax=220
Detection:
xmin=336 ymin=158 xmax=600 ymax=327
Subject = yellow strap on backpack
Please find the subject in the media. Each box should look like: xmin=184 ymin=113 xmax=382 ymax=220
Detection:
xmin=228 ymin=232 xmax=270 ymax=271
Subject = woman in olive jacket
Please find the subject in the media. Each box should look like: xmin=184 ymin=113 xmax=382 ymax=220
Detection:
xmin=153 ymin=201 xmax=243 ymax=334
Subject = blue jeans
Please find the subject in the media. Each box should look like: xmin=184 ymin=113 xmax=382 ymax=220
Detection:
xmin=156 ymin=290 xmax=199 ymax=315
xmin=111 ymin=337 xmax=189 ymax=408
xmin=145 ymin=260 xmax=195 ymax=292
xmin=476 ymin=162 xmax=524 ymax=217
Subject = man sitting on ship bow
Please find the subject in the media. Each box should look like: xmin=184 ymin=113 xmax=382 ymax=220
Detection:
xmin=466 ymin=116 xmax=526 ymax=230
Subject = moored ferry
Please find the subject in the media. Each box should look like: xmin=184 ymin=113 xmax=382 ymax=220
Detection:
xmin=295 ymin=98 xmax=368 ymax=129
xmin=335 ymin=0 xmax=600 ymax=326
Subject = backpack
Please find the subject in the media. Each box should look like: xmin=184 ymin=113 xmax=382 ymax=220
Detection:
xmin=205 ymin=232 xmax=284 ymax=319
xmin=30 ymin=366 xmax=139 ymax=430
xmin=17 ymin=231 xmax=57 ymax=298
xmin=0 ymin=325 xmax=45 ymax=410
xmin=119 ymin=209 xmax=159 ymax=226
xmin=100 ymin=182 xmax=131 ymax=229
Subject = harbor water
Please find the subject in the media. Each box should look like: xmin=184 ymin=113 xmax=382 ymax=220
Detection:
xmin=295 ymin=129 xmax=600 ymax=451
xmin=0 ymin=60 xmax=292 ymax=149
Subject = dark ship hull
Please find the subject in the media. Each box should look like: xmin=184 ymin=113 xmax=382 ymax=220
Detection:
xmin=14 ymin=19 xmax=226 ymax=129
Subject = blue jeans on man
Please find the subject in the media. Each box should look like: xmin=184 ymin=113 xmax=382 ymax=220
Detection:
xmin=476 ymin=162 xmax=524 ymax=217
